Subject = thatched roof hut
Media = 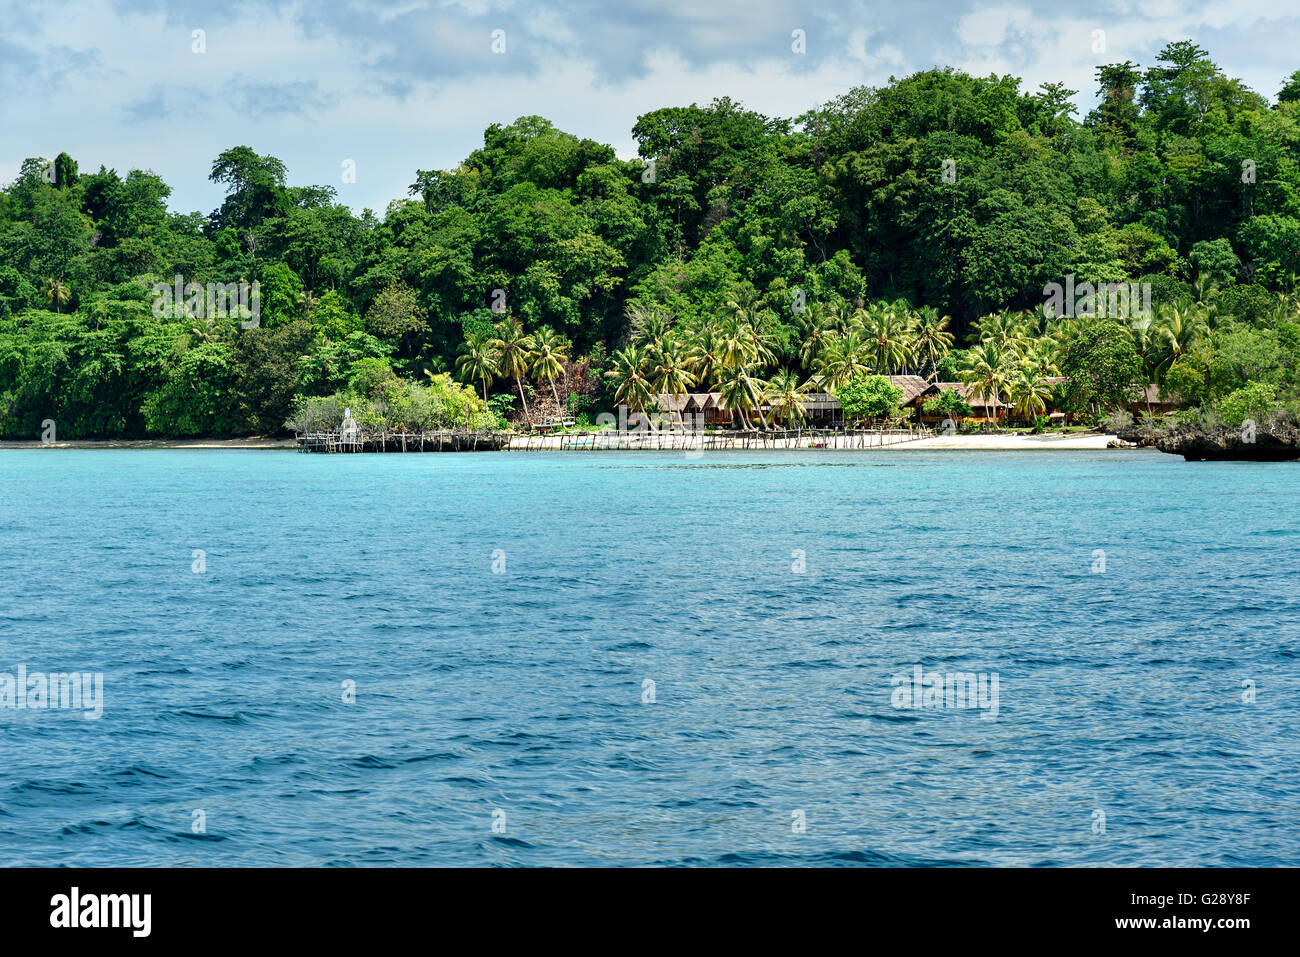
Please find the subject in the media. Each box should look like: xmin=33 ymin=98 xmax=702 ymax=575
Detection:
xmin=932 ymin=382 xmax=1009 ymax=415
xmin=884 ymin=375 xmax=935 ymax=406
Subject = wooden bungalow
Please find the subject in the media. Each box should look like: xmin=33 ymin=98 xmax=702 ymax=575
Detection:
xmin=886 ymin=375 xmax=940 ymax=419
xmin=653 ymin=393 xmax=732 ymax=426
xmin=928 ymin=382 xmax=1010 ymax=422
xmin=1130 ymin=384 xmax=1179 ymax=419
xmin=797 ymin=392 xmax=843 ymax=427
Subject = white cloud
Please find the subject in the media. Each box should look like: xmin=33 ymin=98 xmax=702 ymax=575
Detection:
xmin=3 ymin=0 xmax=1298 ymax=214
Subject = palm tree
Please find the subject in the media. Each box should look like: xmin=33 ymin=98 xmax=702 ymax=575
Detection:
xmin=605 ymin=344 xmax=655 ymax=414
xmin=1153 ymin=304 xmax=1204 ymax=379
xmin=749 ymin=376 xmax=774 ymax=429
xmin=190 ymin=316 xmax=220 ymax=344
xmin=686 ymin=321 xmax=724 ymax=391
xmin=716 ymin=363 xmax=759 ymax=430
xmin=911 ymin=307 xmax=954 ymax=381
xmin=960 ymin=341 xmax=1013 ymax=424
xmin=813 ymin=330 xmax=871 ymax=390
xmin=648 ymin=333 xmax=697 ymax=396
xmin=489 ymin=317 xmax=536 ymax=418
xmin=626 ymin=302 xmax=671 ymax=347
xmin=456 ymin=328 xmax=500 ymax=402
xmin=45 ymin=278 xmax=71 ymax=314
xmin=1020 ymin=338 xmax=1062 ymax=379
xmin=1128 ymin=320 xmax=1163 ymax=418
xmin=796 ymin=303 xmax=838 ymax=372
xmin=717 ymin=314 xmax=760 ymax=372
xmin=87 ymin=299 xmax=111 ymax=330
xmin=530 ymin=326 xmax=570 ymax=408
xmin=858 ymin=305 xmax=914 ymax=374
xmin=1008 ymin=367 xmax=1053 ymax=425
xmin=767 ymin=369 xmax=809 ymax=426
xmin=725 ymin=285 xmax=767 ymax=329
xmin=973 ymin=310 xmax=1028 ymax=357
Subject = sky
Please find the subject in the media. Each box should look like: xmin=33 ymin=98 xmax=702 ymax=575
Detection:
xmin=3 ymin=0 xmax=1299 ymax=217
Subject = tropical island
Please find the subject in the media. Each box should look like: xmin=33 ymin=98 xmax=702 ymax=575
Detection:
xmin=2 ymin=41 xmax=1299 ymax=451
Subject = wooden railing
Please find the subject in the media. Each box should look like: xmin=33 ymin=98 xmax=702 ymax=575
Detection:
xmin=296 ymin=426 xmax=932 ymax=453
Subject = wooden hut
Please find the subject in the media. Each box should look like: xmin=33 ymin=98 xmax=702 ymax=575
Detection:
xmin=929 ymin=382 xmax=1010 ymax=422
xmin=653 ymin=392 xmax=732 ymax=426
xmin=1130 ymin=384 xmax=1180 ymax=419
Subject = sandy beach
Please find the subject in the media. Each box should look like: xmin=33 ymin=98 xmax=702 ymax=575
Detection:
xmin=885 ymin=432 xmax=1119 ymax=450
xmin=1 ymin=433 xmax=1124 ymax=452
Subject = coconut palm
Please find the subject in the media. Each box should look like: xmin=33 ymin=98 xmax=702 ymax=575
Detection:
xmin=960 ymin=341 xmax=1014 ymax=424
xmin=457 ymin=328 xmax=500 ymax=402
xmin=724 ymin=285 xmax=767 ymax=329
xmin=813 ymin=330 xmax=872 ymax=390
xmin=489 ymin=317 xmax=536 ymax=417
xmin=1008 ymin=367 xmax=1054 ymax=425
xmin=796 ymin=302 xmax=838 ymax=372
xmin=749 ymin=376 xmax=774 ymax=429
xmin=767 ymin=369 xmax=810 ymax=426
xmin=189 ymin=316 xmax=220 ymax=344
xmin=717 ymin=314 xmax=761 ymax=372
xmin=88 ymin=299 xmax=111 ymax=329
xmin=716 ymin=363 xmax=760 ymax=429
xmin=45 ymin=278 xmax=71 ymax=314
xmin=1019 ymin=338 xmax=1062 ymax=379
xmin=686 ymin=321 xmax=724 ymax=390
xmin=1153 ymin=304 xmax=1204 ymax=378
xmin=648 ymin=333 xmax=697 ymax=396
xmin=972 ymin=310 xmax=1028 ymax=357
xmin=626 ymin=301 xmax=671 ymax=347
xmin=1128 ymin=320 xmax=1164 ymax=418
xmin=530 ymin=325 xmax=570 ymax=407
xmin=911 ymin=307 xmax=954 ymax=380
xmin=858 ymin=304 xmax=914 ymax=374
xmin=605 ymin=344 xmax=655 ymax=413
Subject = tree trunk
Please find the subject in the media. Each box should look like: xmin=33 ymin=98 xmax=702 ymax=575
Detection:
xmin=516 ymin=377 xmax=529 ymax=418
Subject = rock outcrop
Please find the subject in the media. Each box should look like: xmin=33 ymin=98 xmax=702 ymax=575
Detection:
xmin=1148 ymin=424 xmax=1300 ymax=461
xmin=1115 ymin=424 xmax=1163 ymax=448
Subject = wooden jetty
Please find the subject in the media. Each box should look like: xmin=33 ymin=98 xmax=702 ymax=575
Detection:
xmin=296 ymin=430 xmax=511 ymax=453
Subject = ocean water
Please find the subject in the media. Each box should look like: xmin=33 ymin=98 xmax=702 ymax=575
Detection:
xmin=0 ymin=448 xmax=1297 ymax=867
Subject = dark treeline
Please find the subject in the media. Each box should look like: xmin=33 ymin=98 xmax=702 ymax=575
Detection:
xmin=4 ymin=40 xmax=1300 ymax=438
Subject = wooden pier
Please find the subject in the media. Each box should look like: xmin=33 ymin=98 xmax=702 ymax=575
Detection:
xmin=295 ymin=430 xmax=511 ymax=453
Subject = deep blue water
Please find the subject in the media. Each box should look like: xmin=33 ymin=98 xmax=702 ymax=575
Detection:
xmin=0 ymin=448 xmax=1297 ymax=867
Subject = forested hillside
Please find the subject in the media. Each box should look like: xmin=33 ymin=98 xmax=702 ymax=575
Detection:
xmin=4 ymin=40 xmax=1300 ymax=438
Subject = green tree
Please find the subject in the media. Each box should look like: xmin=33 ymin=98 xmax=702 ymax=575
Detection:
xmin=834 ymin=374 xmax=903 ymax=425
xmin=490 ymin=316 xmax=536 ymax=417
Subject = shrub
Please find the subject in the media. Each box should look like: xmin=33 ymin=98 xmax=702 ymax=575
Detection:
xmin=1103 ymin=409 xmax=1134 ymax=432
xmin=1215 ymin=381 xmax=1278 ymax=428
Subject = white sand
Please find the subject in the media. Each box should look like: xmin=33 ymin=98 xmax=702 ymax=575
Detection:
xmin=3 ymin=433 xmax=1123 ymax=452
xmin=888 ymin=432 xmax=1117 ymax=450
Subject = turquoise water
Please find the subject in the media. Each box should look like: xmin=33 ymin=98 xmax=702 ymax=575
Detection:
xmin=1 ymin=448 xmax=1297 ymax=866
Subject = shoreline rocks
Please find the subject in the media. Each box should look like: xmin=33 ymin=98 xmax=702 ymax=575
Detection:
xmin=1120 ymin=424 xmax=1300 ymax=461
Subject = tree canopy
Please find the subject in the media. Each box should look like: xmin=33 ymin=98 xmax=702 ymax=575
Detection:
xmin=4 ymin=42 xmax=1300 ymax=437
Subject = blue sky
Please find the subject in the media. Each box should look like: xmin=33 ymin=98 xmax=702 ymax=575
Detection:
xmin=4 ymin=0 xmax=1299 ymax=216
